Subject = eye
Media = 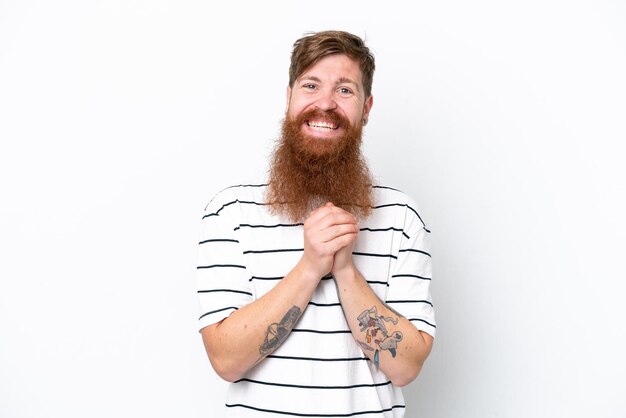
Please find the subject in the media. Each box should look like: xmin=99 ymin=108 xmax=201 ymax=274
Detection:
xmin=302 ymin=83 xmax=317 ymax=90
xmin=338 ymin=87 xmax=353 ymax=96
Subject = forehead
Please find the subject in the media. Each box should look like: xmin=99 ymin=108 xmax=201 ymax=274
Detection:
xmin=298 ymin=54 xmax=363 ymax=84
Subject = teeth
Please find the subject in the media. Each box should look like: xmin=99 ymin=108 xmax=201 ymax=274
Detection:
xmin=307 ymin=120 xmax=337 ymax=130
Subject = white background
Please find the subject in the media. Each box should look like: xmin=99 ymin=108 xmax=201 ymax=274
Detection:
xmin=1 ymin=1 xmax=625 ymax=417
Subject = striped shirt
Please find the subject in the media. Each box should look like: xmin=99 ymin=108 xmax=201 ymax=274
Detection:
xmin=197 ymin=184 xmax=435 ymax=417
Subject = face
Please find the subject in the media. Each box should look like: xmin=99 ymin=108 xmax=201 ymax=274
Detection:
xmin=267 ymin=53 xmax=375 ymax=221
xmin=286 ymin=54 xmax=373 ymax=143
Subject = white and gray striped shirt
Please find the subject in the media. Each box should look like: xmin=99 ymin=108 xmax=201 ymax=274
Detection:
xmin=197 ymin=184 xmax=435 ymax=417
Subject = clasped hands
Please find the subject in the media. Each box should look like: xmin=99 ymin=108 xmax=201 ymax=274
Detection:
xmin=300 ymin=202 xmax=359 ymax=281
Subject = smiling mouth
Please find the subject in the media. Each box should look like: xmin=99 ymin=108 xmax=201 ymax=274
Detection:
xmin=306 ymin=120 xmax=339 ymax=131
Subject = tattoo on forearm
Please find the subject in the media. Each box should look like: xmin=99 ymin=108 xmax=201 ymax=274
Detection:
xmin=357 ymin=306 xmax=403 ymax=368
xmin=259 ymin=306 xmax=301 ymax=356
xmin=358 ymin=341 xmax=374 ymax=352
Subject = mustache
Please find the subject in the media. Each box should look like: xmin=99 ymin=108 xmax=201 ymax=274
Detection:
xmin=266 ymin=107 xmax=373 ymax=222
xmin=292 ymin=108 xmax=351 ymax=128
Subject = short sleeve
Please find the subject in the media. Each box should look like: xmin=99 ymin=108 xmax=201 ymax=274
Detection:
xmin=386 ymin=197 xmax=436 ymax=337
xmin=196 ymin=189 xmax=253 ymax=331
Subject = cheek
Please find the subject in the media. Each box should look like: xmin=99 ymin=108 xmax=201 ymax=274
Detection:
xmin=288 ymin=95 xmax=309 ymax=110
xmin=347 ymin=112 xmax=359 ymax=124
xmin=287 ymin=103 xmax=306 ymax=119
xmin=341 ymin=104 xmax=363 ymax=122
xmin=290 ymin=95 xmax=325 ymax=116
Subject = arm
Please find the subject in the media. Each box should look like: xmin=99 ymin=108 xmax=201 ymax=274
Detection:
xmin=332 ymin=264 xmax=434 ymax=387
xmin=201 ymin=204 xmax=359 ymax=382
xmin=330 ymin=204 xmax=434 ymax=387
xmin=201 ymin=262 xmax=317 ymax=382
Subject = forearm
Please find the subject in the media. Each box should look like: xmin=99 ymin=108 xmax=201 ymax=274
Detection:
xmin=201 ymin=261 xmax=319 ymax=382
xmin=333 ymin=266 xmax=434 ymax=387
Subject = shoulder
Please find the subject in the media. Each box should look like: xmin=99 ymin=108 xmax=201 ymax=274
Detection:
xmin=371 ymin=185 xmax=416 ymax=207
xmin=371 ymin=185 xmax=430 ymax=232
xmin=203 ymin=183 xmax=269 ymax=212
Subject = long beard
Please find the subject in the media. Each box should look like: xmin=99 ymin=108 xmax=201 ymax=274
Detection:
xmin=266 ymin=109 xmax=374 ymax=222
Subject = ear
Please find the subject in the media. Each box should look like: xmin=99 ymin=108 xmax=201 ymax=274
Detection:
xmin=285 ymin=86 xmax=292 ymax=111
xmin=363 ymin=95 xmax=373 ymax=120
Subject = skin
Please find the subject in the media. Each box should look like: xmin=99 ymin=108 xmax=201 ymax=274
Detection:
xmin=330 ymin=201 xmax=434 ymax=386
xmin=201 ymin=203 xmax=358 ymax=382
xmin=286 ymin=54 xmax=373 ymax=140
xmin=201 ymin=54 xmax=433 ymax=386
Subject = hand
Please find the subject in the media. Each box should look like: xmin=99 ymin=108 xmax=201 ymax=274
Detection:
xmin=329 ymin=204 xmax=358 ymax=278
xmin=299 ymin=202 xmax=359 ymax=279
xmin=331 ymin=225 xmax=358 ymax=278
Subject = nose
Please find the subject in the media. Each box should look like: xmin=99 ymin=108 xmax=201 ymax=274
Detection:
xmin=315 ymin=89 xmax=337 ymax=111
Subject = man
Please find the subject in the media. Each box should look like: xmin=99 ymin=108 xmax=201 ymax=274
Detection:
xmin=197 ymin=30 xmax=435 ymax=417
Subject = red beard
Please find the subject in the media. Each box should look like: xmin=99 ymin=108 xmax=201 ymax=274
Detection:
xmin=266 ymin=108 xmax=374 ymax=222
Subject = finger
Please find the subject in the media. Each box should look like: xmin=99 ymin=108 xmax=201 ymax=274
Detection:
xmin=325 ymin=232 xmax=358 ymax=253
xmin=311 ymin=202 xmax=335 ymax=215
xmin=321 ymin=212 xmax=357 ymax=229
xmin=307 ymin=215 xmax=353 ymax=234
xmin=308 ymin=203 xmax=330 ymax=218
xmin=315 ymin=209 xmax=357 ymax=228
xmin=307 ymin=204 xmax=354 ymax=223
xmin=309 ymin=218 xmax=357 ymax=241
xmin=320 ymin=223 xmax=360 ymax=243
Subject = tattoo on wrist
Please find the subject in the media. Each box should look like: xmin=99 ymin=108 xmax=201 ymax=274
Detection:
xmin=357 ymin=306 xmax=403 ymax=363
xmin=259 ymin=306 xmax=302 ymax=356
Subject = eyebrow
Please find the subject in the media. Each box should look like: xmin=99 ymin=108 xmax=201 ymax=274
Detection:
xmin=337 ymin=77 xmax=360 ymax=90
